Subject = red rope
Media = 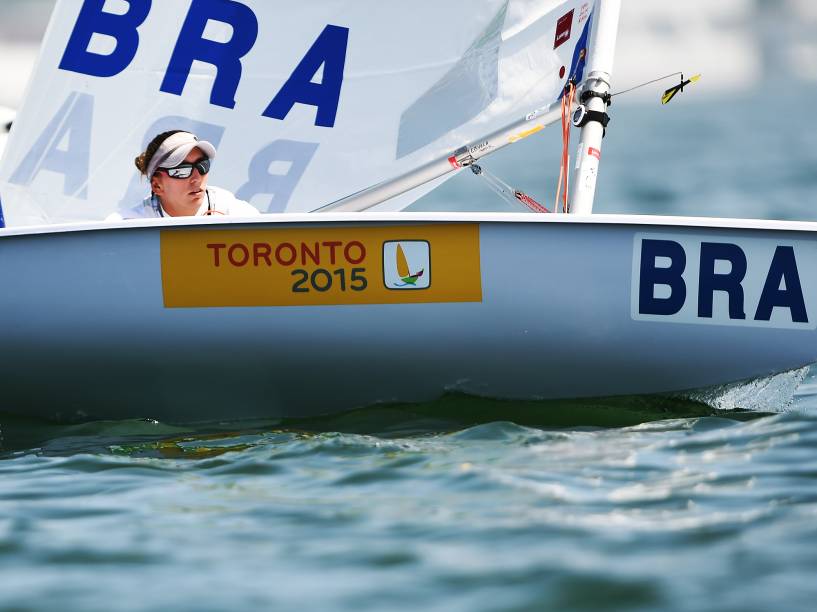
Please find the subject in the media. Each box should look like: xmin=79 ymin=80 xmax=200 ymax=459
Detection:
xmin=554 ymin=83 xmax=576 ymax=213
xmin=514 ymin=191 xmax=550 ymax=214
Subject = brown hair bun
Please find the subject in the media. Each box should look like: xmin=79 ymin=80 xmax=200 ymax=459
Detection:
xmin=135 ymin=129 xmax=188 ymax=177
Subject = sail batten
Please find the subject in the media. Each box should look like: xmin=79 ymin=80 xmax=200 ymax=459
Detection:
xmin=0 ymin=0 xmax=598 ymax=226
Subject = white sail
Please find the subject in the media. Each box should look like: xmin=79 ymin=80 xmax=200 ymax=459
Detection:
xmin=0 ymin=0 xmax=596 ymax=226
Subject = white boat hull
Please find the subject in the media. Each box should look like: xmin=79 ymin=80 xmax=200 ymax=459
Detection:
xmin=1 ymin=212 xmax=816 ymax=423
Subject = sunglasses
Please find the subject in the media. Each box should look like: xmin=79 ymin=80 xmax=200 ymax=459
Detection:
xmin=161 ymin=157 xmax=211 ymax=179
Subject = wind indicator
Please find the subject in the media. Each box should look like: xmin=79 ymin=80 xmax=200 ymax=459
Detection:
xmin=661 ymin=73 xmax=701 ymax=105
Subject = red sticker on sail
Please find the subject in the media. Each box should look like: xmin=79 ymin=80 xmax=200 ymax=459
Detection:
xmin=554 ymin=10 xmax=574 ymax=49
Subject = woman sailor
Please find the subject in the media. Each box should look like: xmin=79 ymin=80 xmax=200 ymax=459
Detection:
xmin=114 ymin=130 xmax=259 ymax=219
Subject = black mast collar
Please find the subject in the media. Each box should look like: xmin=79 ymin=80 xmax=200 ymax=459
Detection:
xmin=580 ymin=89 xmax=612 ymax=106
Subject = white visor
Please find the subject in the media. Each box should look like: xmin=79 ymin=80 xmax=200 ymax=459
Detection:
xmin=146 ymin=132 xmax=217 ymax=178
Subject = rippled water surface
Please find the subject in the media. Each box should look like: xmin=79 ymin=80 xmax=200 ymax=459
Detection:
xmin=3 ymin=81 xmax=817 ymax=609
xmin=2 ymin=374 xmax=817 ymax=611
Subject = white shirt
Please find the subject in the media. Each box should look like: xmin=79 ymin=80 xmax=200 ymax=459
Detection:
xmin=108 ymin=186 xmax=260 ymax=220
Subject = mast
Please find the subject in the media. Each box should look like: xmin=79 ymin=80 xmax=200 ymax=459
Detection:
xmin=568 ymin=0 xmax=621 ymax=215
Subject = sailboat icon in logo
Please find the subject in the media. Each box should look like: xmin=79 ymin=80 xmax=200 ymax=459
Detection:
xmin=396 ymin=243 xmax=424 ymax=286
xmin=383 ymin=241 xmax=431 ymax=290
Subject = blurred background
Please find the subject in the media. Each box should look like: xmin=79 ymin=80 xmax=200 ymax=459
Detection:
xmin=1 ymin=0 xmax=816 ymax=218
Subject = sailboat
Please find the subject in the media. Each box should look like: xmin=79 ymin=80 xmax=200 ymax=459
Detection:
xmin=393 ymin=244 xmax=424 ymax=287
xmin=1 ymin=0 xmax=815 ymax=423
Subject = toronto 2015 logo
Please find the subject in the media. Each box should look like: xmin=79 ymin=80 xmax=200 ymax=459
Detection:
xmin=382 ymin=241 xmax=430 ymax=290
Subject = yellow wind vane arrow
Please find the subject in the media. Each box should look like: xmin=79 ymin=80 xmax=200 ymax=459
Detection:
xmin=661 ymin=73 xmax=701 ymax=105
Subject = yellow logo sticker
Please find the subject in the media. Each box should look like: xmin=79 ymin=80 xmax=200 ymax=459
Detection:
xmin=161 ymin=224 xmax=482 ymax=307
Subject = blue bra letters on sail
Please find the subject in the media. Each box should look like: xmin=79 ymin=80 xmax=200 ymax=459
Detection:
xmin=58 ymin=0 xmax=349 ymax=127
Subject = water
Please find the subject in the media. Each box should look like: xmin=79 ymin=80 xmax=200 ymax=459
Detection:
xmin=2 ymin=378 xmax=817 ymax=611
xmin=3 ymin=70 xmax=817 ymax=612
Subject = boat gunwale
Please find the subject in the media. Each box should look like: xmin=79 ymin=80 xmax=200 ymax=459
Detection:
xmin=3 ymin=212 xmax=817 ymax=238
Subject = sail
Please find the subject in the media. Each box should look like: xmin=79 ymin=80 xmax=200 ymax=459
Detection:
xmin=396 ymin=244 xmax=410 ymax=279
xmin=0 ymin=0 xmax=595 ymax=226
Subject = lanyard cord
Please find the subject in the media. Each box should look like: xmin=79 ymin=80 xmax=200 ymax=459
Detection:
xmin=153 ymin=190 xmax=213 ymax=217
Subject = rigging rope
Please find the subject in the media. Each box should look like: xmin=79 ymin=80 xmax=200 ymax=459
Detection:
xmin=471 ymin=164 xmax=550 ymax=213
xmin=554 ymin=82 xmax=576 ymax=213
